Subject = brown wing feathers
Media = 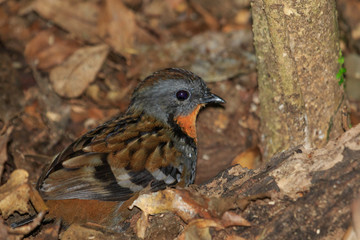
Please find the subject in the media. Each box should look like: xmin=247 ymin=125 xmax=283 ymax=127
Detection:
xmin=37 ymin=114 xmax=183 ymax=201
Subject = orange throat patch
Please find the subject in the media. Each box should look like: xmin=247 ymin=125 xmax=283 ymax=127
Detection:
xmin=175 ymin=104 xmax=204 ymax=142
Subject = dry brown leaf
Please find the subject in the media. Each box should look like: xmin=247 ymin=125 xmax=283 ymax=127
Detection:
xmin=0 ymin=212 xmax=45 ymax=240
xmin=177 ymin=219 xmax=222 ymax=240
xmin=178 ymin=216 xmax=249 ymax=240
xmin=129 ymin=189 xmax=208 ymax=238
xmin=231 ymin=147 xmax=261 ymax=169
xmin=98 ymin=0 xmax=136 ymax=56
xmin=130 ymin=189 xmax=211 ymax=222
xmin=351 ymin=196 xmax=360 ymax=239
xmin=134 ymin=211 xmax=149 ymax=239
xmin=24 ymin=30 xmax=80 ymax=70
xmin=98 ymin=0 xmax=158 ymax=58
xmin=129 ymin=188 xmax=250 ymax=239
xmin=340 ymin=195 xmax=360 ymax=240
xmin=97 ymin=0 xmax=156 ymax=57
xmin=49 ymin=44 xmax=109 ymax=98
xmin=221 ymin=211 xmax=250 ymax=228
xmin=0 ymin=169 xmax=30 ymax=218
xmin=7 ymin=211 xmax=46 ymax=237
xmin=32 ymin=0 xmax=100 ymax=43
xmin=343 ymin=226 xmax=358 ymax=240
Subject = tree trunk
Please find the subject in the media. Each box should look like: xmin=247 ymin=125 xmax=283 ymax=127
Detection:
xmin=252 ymin=0 xmax=346 ymax=159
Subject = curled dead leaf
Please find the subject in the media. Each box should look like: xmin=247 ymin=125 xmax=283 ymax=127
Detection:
xmin=98 ymin=0 xmax=136 ymax=57
xmin=0 ymin=169 xmax=47 ymax=222
xmin=24 ymin=30 xmax=80 ymax=70
xmin=129 ymin=188 xmax=250 ymax=239
xmin=351 ymin=196 xmax=360 ymax=239
xmin=98 ymin=0 xmax=157 ymax=58
xmin=221 ymin=211 xmax=250 ymax=228
xmin=7 ymin=211 xmax=46 ymax=236
xmin=32 ymin=0 xmax=100 ymax=43
xmin=177 ymin=215 xmax=249 ymax=240
xmin=129 ymin=188 xmax=212 ymax=222
xmin=49 ymin=44 xmax=109 ymax=98
xmin=177 ymin=219 xmax=223 ymax=240
xmin=231 ymin=147 xmax=261 ymax=169
xmin=0 ymin=169 xmax=30 ymax=218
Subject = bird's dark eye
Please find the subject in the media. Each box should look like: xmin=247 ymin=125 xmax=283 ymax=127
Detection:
xmin=176 ymin=90 xmax=190 ymax=101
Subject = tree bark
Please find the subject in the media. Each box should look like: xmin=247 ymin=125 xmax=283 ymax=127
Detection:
xmin=202 ymin=124 xmax=360 ymax=240
xmin=252 ymin=0 xmax=346 ymax=159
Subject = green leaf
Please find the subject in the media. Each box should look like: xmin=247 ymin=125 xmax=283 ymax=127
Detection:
xmin=338 ymin=56 xmax=344 ymax=64
xmin=338 ymin=77 xmax=344 ymax=86
xmin=336 ymin=72 xmax=342 ymax=79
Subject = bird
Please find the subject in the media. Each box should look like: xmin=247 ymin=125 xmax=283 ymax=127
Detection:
xmin=36 ymin=68 xmax=225 ymax=230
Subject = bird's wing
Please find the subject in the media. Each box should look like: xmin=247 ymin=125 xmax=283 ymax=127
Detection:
xmin=37 ymin=113 xmax=183 ymax=201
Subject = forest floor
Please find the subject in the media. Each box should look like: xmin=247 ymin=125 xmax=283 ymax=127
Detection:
xmin=0 ymin=0 xmax=360 ymax=239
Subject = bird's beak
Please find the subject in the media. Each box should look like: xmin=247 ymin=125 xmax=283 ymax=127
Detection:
xmin=201 ymin=92 xmax=225 ymax=104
